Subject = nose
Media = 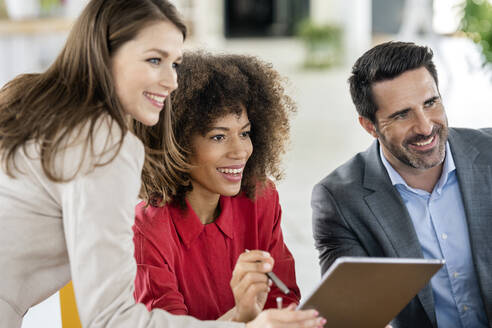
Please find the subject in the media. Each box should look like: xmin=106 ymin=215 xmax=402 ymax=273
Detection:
xmin=413 ymin=108 xmax=433 ymax=136
xmin=227 ymin=136 xmax=251 ymax=160
xmin=159 ymin=65 xmax=178 ymax=92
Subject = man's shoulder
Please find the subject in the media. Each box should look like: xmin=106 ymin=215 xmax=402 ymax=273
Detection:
xmin=450 ymin=126 xmax=492 ymax=140
xmin=449 ymin=127 xmax=492 ymax=158
xmin=315 ymin=147 xmax=372 ymax=193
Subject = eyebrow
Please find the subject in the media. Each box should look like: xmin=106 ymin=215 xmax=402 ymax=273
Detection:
xmin=145 ymin=48 xmax=183 ymax=62
xmin=209 ymin=122 xmax=251 ymax=132
xmin=386 ymin=95 xmax=440 ymax=119
xmin=424 ymin=96 xmax=440 ymax=105
xmin=387 ymin=108 xmax=410 ymax=119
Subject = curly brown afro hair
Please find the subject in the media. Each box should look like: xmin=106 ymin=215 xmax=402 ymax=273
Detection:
xmin=142 ymin=50 xmax=296 ymax=206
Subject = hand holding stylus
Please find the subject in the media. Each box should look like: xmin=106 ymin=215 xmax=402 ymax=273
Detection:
xmin=230 ymin=249 xmax=274 ymax=322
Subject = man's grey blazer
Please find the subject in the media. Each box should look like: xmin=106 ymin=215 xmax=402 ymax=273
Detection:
xmin=311 ymin=127 xmax=492 ymax=328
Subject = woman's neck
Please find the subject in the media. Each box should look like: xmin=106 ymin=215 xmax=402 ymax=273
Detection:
xmin=186 ymin=189 xmax=221 ymax=225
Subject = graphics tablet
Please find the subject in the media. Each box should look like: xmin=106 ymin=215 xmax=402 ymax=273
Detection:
xmin=298 ymin=257 xmax=444 ymax=328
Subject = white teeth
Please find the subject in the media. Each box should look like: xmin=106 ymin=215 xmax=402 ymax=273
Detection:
xmin=414 ymin=136 xmax=434 ymax=146
xmin=145 ymin=92 xmax=167 ymax=104
xmin=217 ymin=168 xmax=243 ymax=174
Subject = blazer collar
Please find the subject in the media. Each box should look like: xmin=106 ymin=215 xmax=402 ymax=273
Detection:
xmin=447 ymin=128 xmax=479 ymax=167
xmin=362 ymin=140 xmax=425 ymax=259
xmin=169 ymin=196 xmax=235 ymax=248
xmin=362 ymin=139 xmax=437 ymax=326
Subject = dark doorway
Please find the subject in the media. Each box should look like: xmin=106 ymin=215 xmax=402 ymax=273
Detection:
xmin=225 ymin=0 xmax=310 ymax=38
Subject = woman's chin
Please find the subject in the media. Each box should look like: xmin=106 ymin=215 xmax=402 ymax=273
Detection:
xmin=138 ymin=116 xmax=160 ymax=126
xmin=130 ymin=109 xmax=160 ymax=126
xmin=221 ymin=187 xmax=242 ymax=197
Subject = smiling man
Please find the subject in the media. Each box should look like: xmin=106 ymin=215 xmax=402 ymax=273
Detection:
xmin=311 ymin=41 xmax=492 ymax=328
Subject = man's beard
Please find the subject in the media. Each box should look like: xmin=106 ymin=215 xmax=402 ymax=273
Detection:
xmin=377 ymin=124 xmax=448 ymax=170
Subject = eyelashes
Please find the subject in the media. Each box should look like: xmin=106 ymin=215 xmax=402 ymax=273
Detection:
xmin=146 ymin=58 xmax=181 ymax=69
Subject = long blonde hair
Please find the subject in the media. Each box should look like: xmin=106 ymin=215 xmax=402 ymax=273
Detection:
xmin=0 ymin=0 xmax=186 ymax=181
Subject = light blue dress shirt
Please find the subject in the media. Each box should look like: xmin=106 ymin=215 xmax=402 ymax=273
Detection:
xmin=380 ymin=142 xmax=488 ymax=328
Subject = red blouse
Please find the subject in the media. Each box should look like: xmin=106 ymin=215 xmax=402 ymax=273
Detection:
xmin=133 ymin=184 xmax=300 ymax=320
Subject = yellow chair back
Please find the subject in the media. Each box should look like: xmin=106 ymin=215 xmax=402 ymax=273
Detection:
xmin=59 ymin=281 xmax=82 ymax=328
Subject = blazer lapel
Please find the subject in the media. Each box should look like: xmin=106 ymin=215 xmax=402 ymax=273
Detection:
xmin=362 ymin=141 xmax=437 ymax=327
xmin=449 ymin=129 xmax=492 ymax=322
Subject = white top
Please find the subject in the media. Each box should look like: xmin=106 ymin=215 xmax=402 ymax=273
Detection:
xmin=0 ymin=117 xmax=244 ymax=328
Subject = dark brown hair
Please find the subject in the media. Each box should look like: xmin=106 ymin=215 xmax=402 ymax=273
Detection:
xmin=0 ymin=0 xmax=186 ymax=181
xmin=140 ymin=51 xmax=296 ymax=206
xmin=348 ymin=41 xmax=438 ymax=123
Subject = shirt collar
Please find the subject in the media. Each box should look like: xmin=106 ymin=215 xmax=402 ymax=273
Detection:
xmin=169 ymin=196 xmax=235 ymax=248
xmin=379 ymin=141 xmax=456 ymax=193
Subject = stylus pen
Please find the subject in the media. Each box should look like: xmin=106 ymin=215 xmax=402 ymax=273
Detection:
xmin=276 ymin=296 xmax=283 ymax=309
xmin=245 ymin=249 xmax=291 ymax=295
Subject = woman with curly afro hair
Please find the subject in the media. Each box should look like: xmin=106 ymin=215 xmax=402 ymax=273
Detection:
xmin=132 ymin=51 xmax=311 ymax=324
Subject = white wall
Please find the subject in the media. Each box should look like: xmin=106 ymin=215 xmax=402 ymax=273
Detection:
xmin=310 ymin=0 xmax=372 ymax=66
xmin=22 ymin=293 xmax=61 ymax=328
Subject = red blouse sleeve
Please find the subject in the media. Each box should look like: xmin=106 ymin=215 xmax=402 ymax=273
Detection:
xmin=133 ymin=230 xmax=188 ymax=315
xmin=262 ymin=186 xmax=301 ymax=309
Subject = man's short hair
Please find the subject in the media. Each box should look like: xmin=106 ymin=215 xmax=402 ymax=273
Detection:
xmin=348 ymin=41 xmax=438 ymax=122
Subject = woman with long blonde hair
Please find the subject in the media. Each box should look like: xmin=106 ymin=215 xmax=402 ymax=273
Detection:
xmin=0 ymin=1 xmax=322 ymax=327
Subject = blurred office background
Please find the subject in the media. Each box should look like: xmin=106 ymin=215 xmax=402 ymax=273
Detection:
xmin=1 ymin=0 xmax=491 ymax=327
